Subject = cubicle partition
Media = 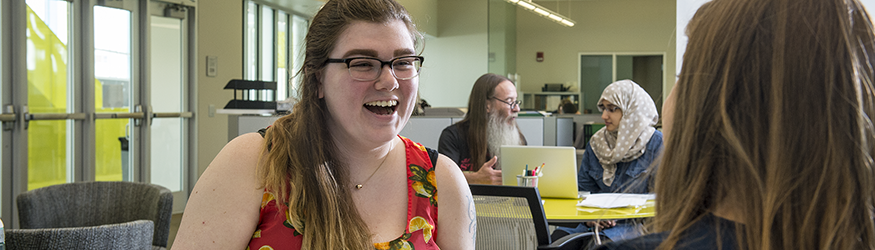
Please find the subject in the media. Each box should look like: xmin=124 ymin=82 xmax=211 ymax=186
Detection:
xmin=398 ymin=116 xmax=574 ymax=149
xmin=228 ymin=115 xmax=575 ymax=150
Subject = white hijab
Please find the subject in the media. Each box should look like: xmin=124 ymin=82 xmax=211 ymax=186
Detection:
xmin=590 ymin=80 xmax=659 ymax=186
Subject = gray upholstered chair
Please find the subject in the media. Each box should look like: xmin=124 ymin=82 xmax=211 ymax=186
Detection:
xmin=470 ymin=184 xmax=593 ymax=250
xmin=16 ymin=181 xmax=173 ymax=250
xmin=5 ymin=219 xmax=154 ymax=250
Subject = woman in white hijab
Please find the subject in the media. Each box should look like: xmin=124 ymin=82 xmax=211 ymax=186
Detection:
xmin=551 ymin=79 xmax=663 ymax=243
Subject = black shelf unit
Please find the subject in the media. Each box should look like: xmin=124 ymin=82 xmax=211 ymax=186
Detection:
xmin=223 ymin=79 xmax=277 ymax=110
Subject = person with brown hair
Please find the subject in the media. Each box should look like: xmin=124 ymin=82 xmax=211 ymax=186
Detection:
xmin=556 ymin=98 xmax=579 ymax=114
xmin=599 ymin=0 xmax=875 ymax=249
xmin=171 ymin=0 xmax=474 ymax=249
xmin=438 ymin=73 xmax=527 ymax=185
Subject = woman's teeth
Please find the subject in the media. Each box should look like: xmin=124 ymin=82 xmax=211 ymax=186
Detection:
xmin=364 ymin=100 xmax=398 ymax=115
xmin=365 ymin=100 xmax=398 ymax=107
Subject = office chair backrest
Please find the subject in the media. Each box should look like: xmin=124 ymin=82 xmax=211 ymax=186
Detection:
xmin=16 ymin=181 xmax=173 ymax=249
xmin=5 ymin=219 xmax=154 ymax=250
xmin=470 ymin=184 xmax=551 ymax=249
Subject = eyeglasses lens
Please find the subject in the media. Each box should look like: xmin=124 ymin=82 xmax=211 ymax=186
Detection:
xmin=347 ymin=57 xmax=422 ymax=81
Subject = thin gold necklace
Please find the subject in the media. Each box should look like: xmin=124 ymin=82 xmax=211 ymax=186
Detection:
xmin=356 ymin=147 xmax=392 ymax=190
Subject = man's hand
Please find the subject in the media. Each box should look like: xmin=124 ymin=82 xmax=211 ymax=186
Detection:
xmin=463 ymin=156 xmax=502 ymax=185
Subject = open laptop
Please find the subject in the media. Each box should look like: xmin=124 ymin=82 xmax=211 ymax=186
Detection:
xmin=500 ymin=145 xmax=579 ymax=199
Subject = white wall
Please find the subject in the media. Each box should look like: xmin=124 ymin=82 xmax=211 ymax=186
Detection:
xmin=416 ymin=0 xmax=488 ymax=108
xmin=196 ymin=0 xmax=243 ymax=176
xmin=515 ymin=0 xmax=676 ymax=102
xmin=396 ymin=0 xmax=438 ymax=37
xmin=675 ymin=0 xmax=709 ymax=92
xmin=675 ymin=0 xmax=875 ymax=92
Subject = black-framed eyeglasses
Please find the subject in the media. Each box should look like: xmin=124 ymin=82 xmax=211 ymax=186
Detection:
xmin=491 ymin=97 xmax=521 ymax=108
xmin=326 ymin=56 xmax=424 ymax=81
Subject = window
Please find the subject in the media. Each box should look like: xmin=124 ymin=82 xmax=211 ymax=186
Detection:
xmin=579 ymin=53 xmax=665 ymax=114
xmin=245 ymin=1 xmax=308 ymax=102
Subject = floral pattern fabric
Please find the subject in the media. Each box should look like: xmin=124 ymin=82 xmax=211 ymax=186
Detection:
xmin=247 ymin=135 xmax=440 ymax=250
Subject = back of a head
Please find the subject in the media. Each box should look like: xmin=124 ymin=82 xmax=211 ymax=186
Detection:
xmin=656 ymin=0 xmax=875 ymax=249
xmin=559 ymin=100 xmax=578 ymax=114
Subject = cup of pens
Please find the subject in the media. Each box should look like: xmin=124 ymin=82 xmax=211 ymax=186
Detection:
xmin=517 ymin=164 xmax=544 ymax=188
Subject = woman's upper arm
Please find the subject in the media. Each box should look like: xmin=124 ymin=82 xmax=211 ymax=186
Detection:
xmin=434 ymin=154 xmax=476 ymax=249
xmin=172 ymin=133 xmax=265 ymax=249
xmin=578 ymin=143 xmax=600 ymax=192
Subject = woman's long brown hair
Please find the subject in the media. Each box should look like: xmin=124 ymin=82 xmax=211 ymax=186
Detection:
xmin=257 ymin=0 xmax=421 ymax=249
xmin=655 ymin=0 xmax=875 ymax=249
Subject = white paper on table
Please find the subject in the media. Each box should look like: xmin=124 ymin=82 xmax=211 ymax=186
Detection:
xmin=576 ymin=193 xmax=656 ymax=208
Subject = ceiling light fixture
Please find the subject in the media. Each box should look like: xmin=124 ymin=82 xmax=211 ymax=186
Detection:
xmin=517 ymin=1 xmax=536 ymax=10
xmin=504 ymin=0 xmax=576 ymax=27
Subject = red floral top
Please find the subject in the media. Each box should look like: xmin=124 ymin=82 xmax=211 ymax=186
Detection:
xmin=247 ymin=135 xmax=440 ymax=250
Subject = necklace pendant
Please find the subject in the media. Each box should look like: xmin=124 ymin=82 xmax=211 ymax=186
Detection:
xmin=355 ymin=184 xmax=363 ymax=189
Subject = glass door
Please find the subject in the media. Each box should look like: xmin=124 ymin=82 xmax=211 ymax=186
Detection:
xmin=25 ymin=0 xmax=80 ymax=190
xmin=0 ymin=0 xmax=8 ymax=219
xmin=149 ymin=0 xmax=193 ymax=212
xmin=92 ymin=3 xmax=138 ymax=182
xmin=3 ymin=0 xmax=196 ymax=226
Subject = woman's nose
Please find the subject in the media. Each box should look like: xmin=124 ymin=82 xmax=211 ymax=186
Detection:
xmin=374 ymin=65 xmax=399 ymax=91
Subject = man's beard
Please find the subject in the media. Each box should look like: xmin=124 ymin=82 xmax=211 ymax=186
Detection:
xmin=486 ymin=110 xmax=522 ymax=170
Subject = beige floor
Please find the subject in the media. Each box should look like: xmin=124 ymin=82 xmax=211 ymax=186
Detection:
xmin=168 ymin=213 xmax=182 ymax=249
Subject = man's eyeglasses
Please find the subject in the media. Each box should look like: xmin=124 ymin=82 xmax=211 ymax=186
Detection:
xmin=491 ymin=97 xmax=521 ymax=108
xmin=326 ymin=56 xmax=424 ymax=81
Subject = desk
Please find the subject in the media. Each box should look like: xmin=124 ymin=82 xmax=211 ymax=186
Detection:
xmin=542 ymin=198 xmax=655 ymax=224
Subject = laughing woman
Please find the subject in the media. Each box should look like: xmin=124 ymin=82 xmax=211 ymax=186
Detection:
xmin=171 ymin=0 xmax=475 ymax=249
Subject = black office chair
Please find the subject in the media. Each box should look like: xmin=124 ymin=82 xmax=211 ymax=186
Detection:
xmin=470 ymin=184 xmax=593 ymax=250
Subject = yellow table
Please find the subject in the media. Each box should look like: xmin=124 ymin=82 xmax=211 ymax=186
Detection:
xmin=542 ymin=198 xmax=655 ymax=224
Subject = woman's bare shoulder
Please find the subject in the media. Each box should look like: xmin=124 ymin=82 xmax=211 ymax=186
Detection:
xmin=172 ymin=132 xmax=265 ymax=249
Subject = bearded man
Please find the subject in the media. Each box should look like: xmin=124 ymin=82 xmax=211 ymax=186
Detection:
xmin=438 ymin=73 xmax=527 ymax=185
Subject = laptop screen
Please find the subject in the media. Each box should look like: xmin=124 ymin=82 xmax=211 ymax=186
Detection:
xmin=500 ymin=145 xmax=579 ymax=199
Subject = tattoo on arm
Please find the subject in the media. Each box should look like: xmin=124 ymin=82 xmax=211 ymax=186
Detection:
xmin=467 ymin=194 xmax=477 ymax=245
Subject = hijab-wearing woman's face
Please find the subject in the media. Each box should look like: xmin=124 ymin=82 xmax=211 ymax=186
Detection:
xmin=599 ymin=99 xmax=623 ymax=132
xmin=319 ymin=20 xmax=418 ymax=147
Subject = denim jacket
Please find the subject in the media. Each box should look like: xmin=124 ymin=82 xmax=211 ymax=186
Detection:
xmin=578 ymin=130 xmax=663 ymax=194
